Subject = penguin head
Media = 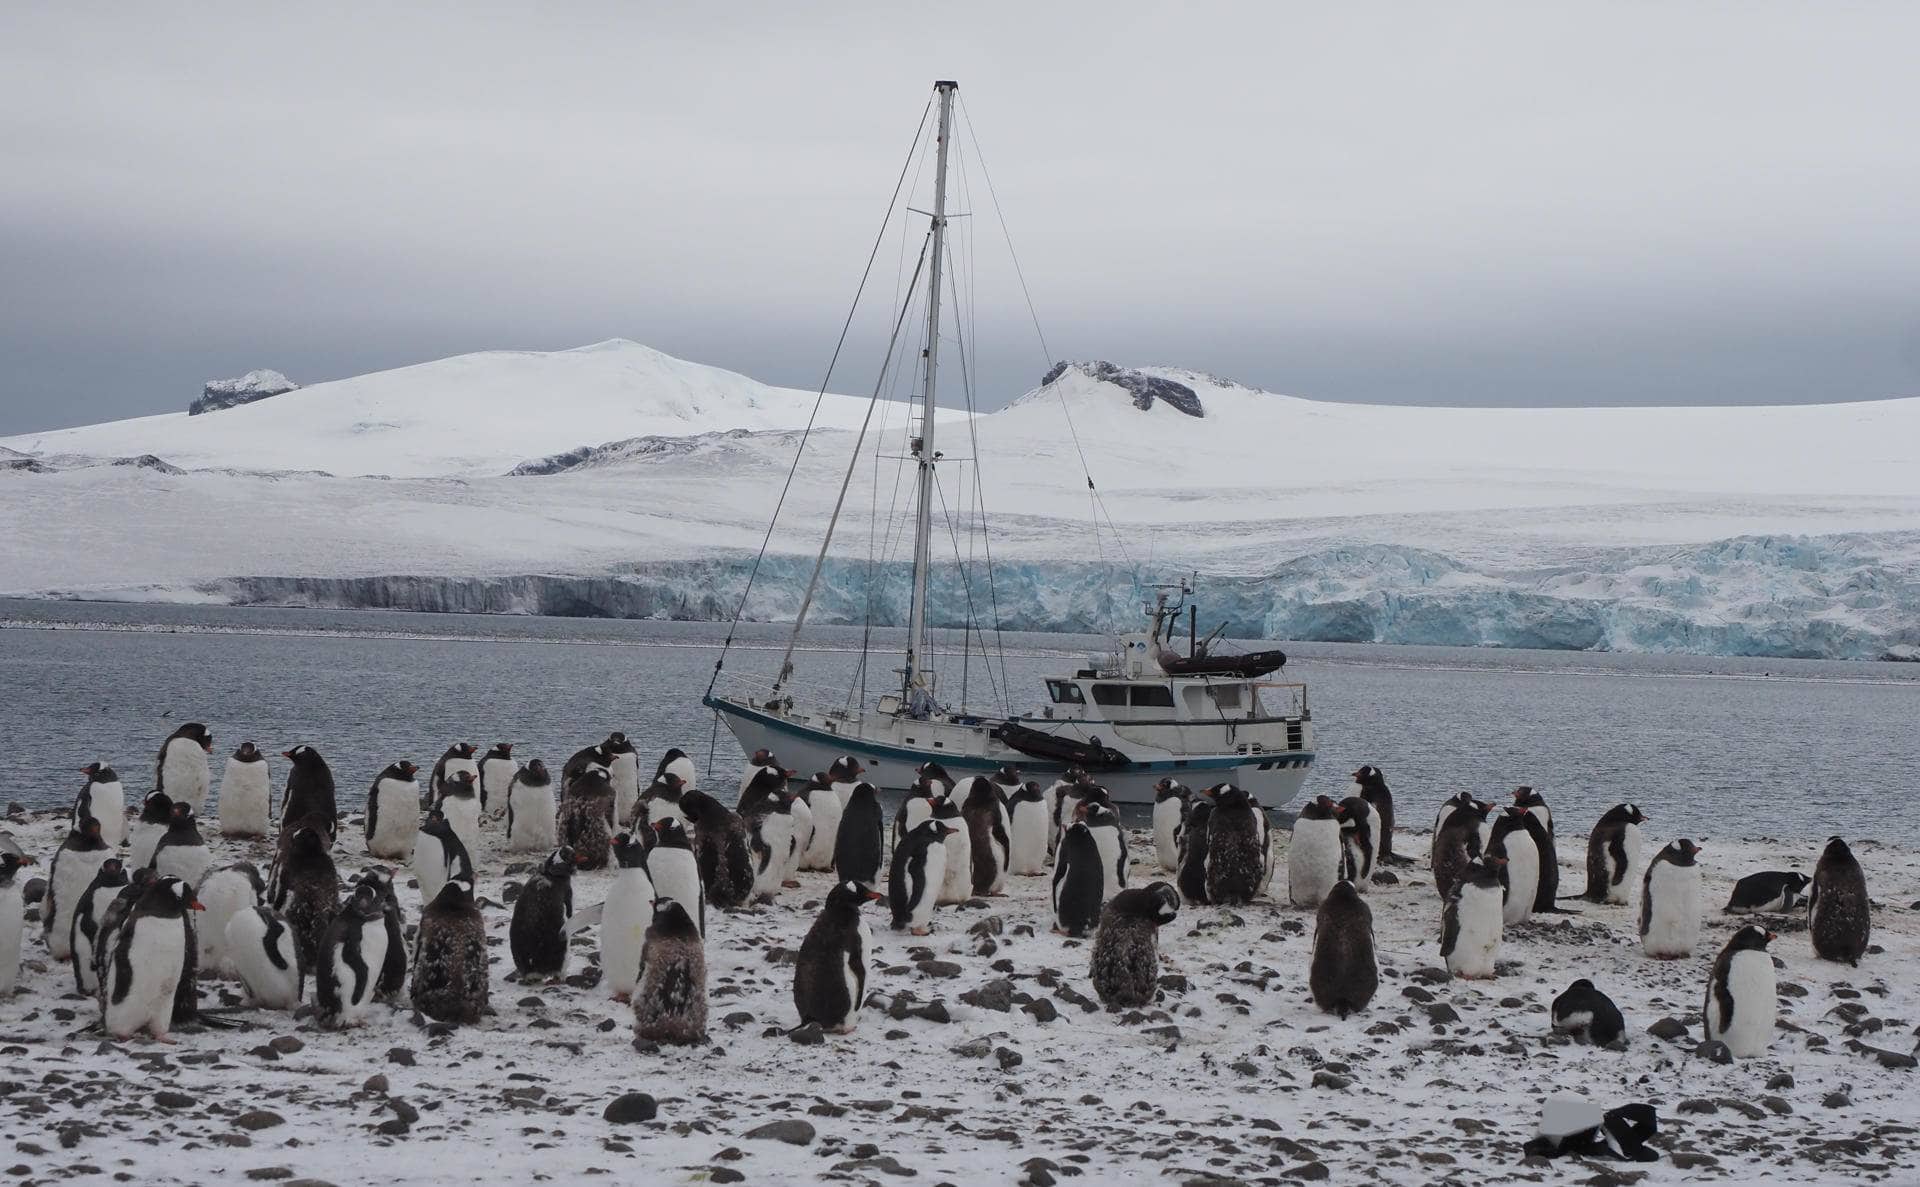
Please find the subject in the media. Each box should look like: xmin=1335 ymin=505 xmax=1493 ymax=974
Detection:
xmin=1325 ymin=878 xmax=1366 ymax=910
xmin=652 ymin=818 xmax=691 ymax=848
xmin=1350 ymin=765 xmax=1382 ymax=789
xmin=570 ymin=768 xmax=613 ymax=798
xmin=827 ymin=880 xmax=884 ymax=911
xmin=995 ymin=764 xmax=1021 ymax=784
xmin=1212 ymin=784 xmax=1251 ymax=810
xmin=0 ymin=852 xmax=28 ymax=881
xmin=448 ymin=771 xmax=478 ymax=795
xmin=159 ymin=875 xmax=204 ymax=912
xmin=288 ymin=823 xmax=327 ymax=855
xmin=385 ymin=759 xmax=419 ymax=782
xmin=603 ymin=732 xmax=630 ymax=752
xmin=1786 ymin=871 xmax=1812 ymax=893
xmin=81 ymin=761 xmax=117 ymax=783
xmin=449 ymin=742 xmax=477 ymax=759
xmin=612 ymin=832 xmax=651 ymax=867
xmin=79 ymin=816 xmax=104 ymax=842
xmin=423 ymin=808 xmax=448 ymax=830
xmin=1064 ymin=765 xmax=1089 ymax=785
xmin=178 ymin=723 xmax=213 ymax=751
xmin=1512 ymin=785 xmax=1542 ymax=807
xmin=1082 ymin=802 xmax=1119 ymax=830
xmin=1466 ymin=799 xmax=1493 ymax=821
xmin=805 ymin=772 xmax=833 ymax=793
xmin=1728 ymin=924 xmax=1775 ymax=952
xmin=168 ymin=801 xmax=196 ymax=826
xmin=1145 ymin=881 xmax=1181 ymax=923
xmin=552 ymin=845 xmax=585 ymax=875
xmin=354 ymin=866 xmax=395 ymax=894
xmin=140 ymin=790 xmax=174 ymax=822
xmin=1821 ymin=836 xmax=1855 ymax=864
xmin=345 ymin=881 xmax=384 ymax=919
xmin=1624 ymin=803 xmax=1646 ymax=824
xmin=233 ymin=741 xmax=261 ymax=762
xmin=485 ymin=742 xmax=514 ymax=761
xmin=750 ymin=748 xmax=776 ymax=766
xmin=846 ymin=781 xmax=879 ymax=805
xmin=649 ymin=898 xmax=699 ymax=936
xmin=1671 ymin=839 xmax=1701 ymax=864
xmin=524 ymin=759 xmax=550 ymax=783
xmin=435 ymin=877 xmax=477 ymax=908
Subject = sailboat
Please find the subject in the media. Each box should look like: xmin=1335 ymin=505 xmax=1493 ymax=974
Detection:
xmin=704 ymin=81 xmax=1316 ymax=805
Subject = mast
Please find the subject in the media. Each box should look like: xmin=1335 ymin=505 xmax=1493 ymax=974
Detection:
xmin=904 ymin=79 xmax=957 ymax=708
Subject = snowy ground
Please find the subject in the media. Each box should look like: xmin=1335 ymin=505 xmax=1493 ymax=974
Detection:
xmin=2 ymin=801 xmax=1916 ymax=1186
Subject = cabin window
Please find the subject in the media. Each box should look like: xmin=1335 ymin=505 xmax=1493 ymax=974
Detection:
xmin=1091 ymin=684 xmax=1127 ymax=706
xmin=1129 ymin=685 xmax=1175 ymax=708
xmin=1047 ymin=680 xmax=1085 ymax=705
xmin=1207 ymin=685 xmax=1243 ymax=710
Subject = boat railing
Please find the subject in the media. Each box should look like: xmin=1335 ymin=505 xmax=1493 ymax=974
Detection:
xmin=1253 ymin=681 xmax=1308 ymax=718
xmin=709 ymin=671 xmax=873 ymax=727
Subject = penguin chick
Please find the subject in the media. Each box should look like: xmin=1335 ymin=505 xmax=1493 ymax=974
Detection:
xmin=1089 ymin=882 xmax=1179 ymax=1008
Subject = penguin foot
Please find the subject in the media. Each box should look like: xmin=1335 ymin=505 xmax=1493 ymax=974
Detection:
xmin=611 ymin=992 xmax=630 ymax=1004
xmin=909 ymin=926 xmax=933 ymax=936
xmin=782 ymin=880 xmax=801 ymax=889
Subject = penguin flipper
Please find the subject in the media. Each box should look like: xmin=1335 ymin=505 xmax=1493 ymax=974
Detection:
xmin=565 ymin=901 xmax=604 ymax=936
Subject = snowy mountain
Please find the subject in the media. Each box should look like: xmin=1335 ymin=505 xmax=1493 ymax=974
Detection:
xmin=188 ymin=369 xmax=299 ymax=416
xmin=2 ymin=344 xmax=1917 ymax=660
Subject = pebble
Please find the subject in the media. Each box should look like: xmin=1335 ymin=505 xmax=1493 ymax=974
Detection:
xmin=789 ymin=1023 xmax=825 ymax=1046
xmin=235 ymin=1111 xmax=286 ymax=1131
xmin=602 ymin=1093 xmax=658 ymax=1124
xmin=743 ymin=1119 xmax=816 ymax=1146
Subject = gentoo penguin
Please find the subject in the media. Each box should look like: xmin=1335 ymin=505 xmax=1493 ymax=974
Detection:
xmin=735 ymin=747 xmax=783 ymax=804
xmin=1006 ymin=781 xmax=1052 ymax=877
xmin=76 ymin=762 xmax=128 ymax=847
xmin=793 ymin=879 xmax=884 ymax=1033
xmin=1046 ymin=769 xmax=1090 ymax=853
xmin=558 ymin=767 xmax=616 ymax=871
xmin=410 ymin=877 xmax=489 ymax=1025
xmin=1551 ymin=979 xmax=1627 ymax=1048
xmin=741 ymin=772 xmax=799 ymax=900
xmin=634 ymin=771 xmax=689 ymax=833
xmin=797 ymin=771 xmax=844 ymax=872
xmin=601 ymin=833 xmax=657 ymax=1001
xmin=1519 ymin=806 xmax=1564 ymax=913
xmin=1809 ymin=836 xmax=1871 ymax=965
xmin=1350 ymin=766 xmax=1404 ymax=865
xmin=434 ymin=769 xmax=484 ymax=864
xmin=129 ymin=791 xmax=173 ymax=870
xmin=45 ymin=816 xmax=112 ymax=961
xmin=87 ymin=869 xmax=152 ymax=998
xmin=913 ymin=759 xmax=954 ymax=800
xmin=1431 ymin=799 xmax=1490 ymax=901
xmin=1512 ymin=785 xmax=1553 ymax=838
xmin=1432 ymin=790 xmax=1480 ymax=843
xmin=430 ymin=742 xmax=481 ymax=808
xmin=781 ymin=773 xmax=816 ymax=878
xmin=1089 ymin=881 xmax=1179 ymax=1008
xmin=1336 ymin=795 xmax=1378 ymax=890
xmin=1151 ymin=778 xmax=1190 ymax=873
xmin=70 ymin=857 xmax=128 ymax=994
xmin=1487 ymin=806 xmax=1540 ymax=927
xmin=889 ymin=819 xmax=953 ymax=935
xmin=315 ymin=881 xmax=389 ymax=1028
xmin=1175 ymin=799 xmax=1213 ymax=906
xmin=1309 ymin=879 xmax=1378 ymax=1018
xmin=411 ymin=809 xmax=474 ymax=907
xmin=193 ymin=861 xmax=264 ymax=980
xmin=365 ymin=759 xmax=421 ymax=860
xmin=1204 ymin=785 xmax=1266 ymax=907
xmin=961 ymin=777 xmax=1011 ymax=896
xmin=1288 ymin=796 xmax=1343 ymax=908
xmin=599 ymin=733 xmax=640 ymax=828
xmin=509 ymin=846 xmax=576 ymax=979
xmin=1083 ymin=800 xmax=1128 ymax=903
xmin=1 ymin=851 xmax=34 ymax=996
xmin=150 ymin=802 xmax=213 ymax=890
xmin=1724 ymin=870 xmax=1812 ymax=915
xmin=682 ymin=790 xmax=754 ymax=910
xmin=1575 ymin=803 xmax=1646 ymax=904
xmin=348 ymin=866 xmax=407 ymax=1000
xmin=99 ymin=875 xmax=201 ymax=1040
xmin=279 ymin=745 xmax=339 ymax=838
xmin=645 ymin=818 xmax=705 ymax=936
xmin=633 ymin=899 xmax=707 ymax=1045
xmin=892 ymin=777 xmax=941 ymax=846
xmin=1441 ymin=857 xmax=1505 ymax=980
xmin=226 ymin=905 xmax=304 ymax=1009
xmin=653 ymin=747 xmax=699 ymax=795
xmin=1704 ymin=924 xmax=1777 ymax=1057
xmin=154 ymin=723 xmax=213 ymax=813
xmin=272 ymin=819 xmax=341 ymax=968
xmin=931 ymin=790 xmax=972 ymax=905
xmin=1050 ymin=817 xmax=1105 ymax=938
xmin=1524 ymin=1099 xmax=1661 ymax=1163
xmin=1638 ymin=839 xmax=1702 ymax=959
xmin=507 ymin=759 xmax=557 ymax=852
xmin=216 ymin=743 xmax=271 ymax=838
xmin=832 ymin=782 xmax=886 ymax=887
xmin=478 ymin=741 xmax=517 ymax=820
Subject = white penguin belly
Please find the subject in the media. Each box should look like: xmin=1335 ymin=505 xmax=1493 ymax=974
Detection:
xmin=607 ymin=754 xmax=639 ymax=827
xmin=88 ymin=783 xmax=128 ymax=847
xmin=217 ymin=763 xmax=270 ymax=838
xmin=1008 ymin=802 xmax=1049 ymax=876
xmin=161 ymin=743 xmax=210 ymax=812
xmin=836 ymin=917 xmax=871 ymax=1031
xmin=1715 ymin=948 xmax=1777 ymax=1057
xmin=369 ymin=780 xmax=420 ymax=859
xmin=441 ymin=798 xmax=481 ymax=865
xmin=1042 ymin=786 xmax=1062 ymax=853
xmin=1609 ymin=824 xmax=1642 ymax=904
xmin=786 ymin=798 xmax=814 ymax=880
xmin=128 ymin=824 xmax=165 ymax=872
xmin=801 ymin=790 xmax=843 ymax=871
xmin=1153 ymin=800 xmax=1184 ymax=872
xmin=412 ymin=834 xmax=450 ymax=905
xmin=648 ymin=851 xmax=703 ymax=935
xmin=195 ymin=871 xmax=259 ymax=978
xmin=1642 ymin=863 xmax=1701 ymax=957
xmin=1288 ymin=818 xmax=1342 ymax=907
xmin=601 ymin=869 xmax=655 ymax=998
xmin=1502 ymin=835 xmax=1540 ymax=926
xmin=333 ymin=928 xmax=388 ymax=1024
xmin=664 ymin=755 xmax=699 ymax=791
xmin=48 ymin=851 xmax=108 ymax=961
xmin=753 ymin=816 xmax=795 ymax=898
xmin=227 ymin=909 xmax=302 ymax=1008
xmin=508 ymin=783 xmax=556 ymax=852
xmin=0 ymin=885 xmax=23 ymax=995
xmin=1092 ymin=828 xmax=1127 ymax=902
xmin=105 ymin=919 xmax=185 ymax=1039
xmin=1447 ymin=884 xmax=1503 ymax=978
xmin=913 ymin=844 xmax=948 ymax=929
xmin=155 ymin=845 xmax=212 ymax=894
xmin=938 ymin=827 xmax=973 ymax=905
xmin=71 ymin=885 xmax=121 ymax=993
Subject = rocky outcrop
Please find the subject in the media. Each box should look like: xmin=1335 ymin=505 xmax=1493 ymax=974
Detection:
xmin=189 ymin=370 xmax=298 ymax=416
xmin=1042 ymin=361 xmax=1206 ymax=418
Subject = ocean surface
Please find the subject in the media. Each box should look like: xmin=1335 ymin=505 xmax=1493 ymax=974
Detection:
xmin=3 ymin=598 xmax=1917 ymax=845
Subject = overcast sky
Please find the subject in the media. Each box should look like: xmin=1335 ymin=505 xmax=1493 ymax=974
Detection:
xmin=5 ymin=2 xmax=1920 ymax=434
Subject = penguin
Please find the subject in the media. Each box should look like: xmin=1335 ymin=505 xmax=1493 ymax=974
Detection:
xmin=1089 ymin=881 xmax=1179 ymax=1008
xmin=271 ymin=819 xmax=341 ymax=968
xmin=1809 ymin=836 xmax=1871 ymax=965
xmin=1050 ymin=816 xmax=1105 ymax=938
xmin=1575 ymin=803 xmax=1646 ymax=905
xmin=1431 ymin=799 xmax=1490 ymax=901
xmin=1724 ymin=871 xmax=1812 ymax=915
xmin=1487 ymin=806 xmax=1540 ymax=927
xmin=193 ymin=862 xmax=264 ymax=980
xmin=1638 ymin=839 xmax=1702 ymax=959
xmin=315 ymin=880 xmax=389 ymax=1028
xmin=600 ymin=733 xmax=640 ymax=828
xmin=279 ymin=745 xmax=339 ymax=838
xmin=601 ymin=833 xmax=657 ymax=1001
xmin=150 ymin=801 xmax=212 ymax=890
xmin=913 ymin=759 xmax=954 ymax=800
xmin=1050 ymin=773 xmax=1094 ymax=851
xmin=633 ymin=899 xmax=707 ymax=1045
xmin=1524 ymin=1099 xmax=1661 ymax=1163
xmin=225 ymin=904 xmax=304 ymax=1009
xmin=780 ymin=773 xmax=816 ymax=879
xmin=129 ymin=790 xmax=173 ymax=870
xmin=793 ymin=879 xmax=884 ymax=1033
xmin=1441 ymin=857 xmax=1505 ymax=980
xmin=1006 ymin=781 xmax=1052 ymax=877
xmin=348 ymin=866 xmax=408 ymax=1000
xmin=68 ymin=856 xmax=127 ymax=995
xmin=1 ymin=851 xmax=35 ymax=996
xmin=1151 ymin=778 xmax=1190 ymax=873
xmin=1203 ymin=785 xmax=1265 ymax=907
xmin=653 ymin=747 xmax=700 ymax=795
xmin=1512 ymin=785 xmax=1553 ymax=838
xmin=832 ymin=782 xmax=887 ymax=887
xmin=76 ymin=762 xmax=128 ymax=847
xmin=1519 ymin=805 xmax=1565 ymax=914
xmin=410 ymin=877 xmax=489 ymax=1025
xmin=1351 ymin=765 xmax=1406 ymax=866
xmin=216 ymin=743 xmax=271 ymax=838
xmin=1309 ymin=879 xmax=1378 ymax=1018
xmin=430 ymin=742 xmax=481 ymax=808
xmin=507 ymin=758 xmax=557 ymax=852
xmin=645 ymin=818 xmax=705 ymax=936
xmin=1551 ymin=979 xmax=1627 ymax=1048
xmin=154 ymin=723 xmax=213 ymax=813
xmin=961 ymin=776 xmax=1011 ymax=896
xmin=1704 ymin=924 xmax=1777 ymax=1057
xmin=892 ymin=776 xmax=940 ymax=846
xmin=682 ymin=790 xmax=755 ymax=910
xmin=558 ymin=767 xmax=616 ymax=870
xmin=433 ymin=769 xmax=484 ymax=864
xmin=797 ymin=771 xmax=843 ymax=872
xmin=1287 ymin=795 xmax=1344 ymax=908
xmin=1082 ymin=800 xmax=1128 ymax=902
xmin=45 ymin=816 xmax=111 ymax=962
xmin=100 ymin=875 xmax=201 ymax=1040
xmin=509 ymin=846 xmax=576 ymax=979
xmin=411 ymin=809 xmax=474 ymax=907
xmin=735 ymin=747 xmax=784 ymax=804
xmin=741 ymin=773 xmax=799 ymax=900
xmin=1175 ymin=798 xmax=1214 ymax=906
xmin=889 ymin=819 xmax=953 ymax=936
xmin=1336 ymin=795 xmax=1378 ymax=890
xmin=634 ymin=771 xmax=689 ymax=833
xmin=365 ymin=760 xmax=421 ymax=860
xmin=478 ymin=741 xmax=516 ymax=820
xmin=87 ymin=869 xmax=152 ymax=999
xmin=1432 ymin=790 xmax=1480 ymax=839
xmin=932 ymin=793 xmax=974 ymax=906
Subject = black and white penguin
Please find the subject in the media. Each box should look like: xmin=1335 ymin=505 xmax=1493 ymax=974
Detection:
xmin=476 ymin=741 xmax=515 ymax=821
xmin=1175 ymin=799 xmax=1213 ymax=906
xmin=365 ymin=759 xmax=421 ymax=861
xmin=961 ymin=777 xmax=1011 ymax=897
xmin=634 ymin=770 xmax=689 ymax=833
xmin=509 ymin=846 xmax=576 ymax=980
xmin=279 ymin=745 xmax=339 ymax=838
xmin=129 ymin=790 xmax=173 ymax=870
xmin=1287 ymin=795 xmax=1343 ymax=908
xmin=67 ymin=856 xmax=126 ymax=995
xmin=1519 ymin=805 xmax=1564 ymax=913
xmin=1351 ymin=766 xmax=1406 ymax=866
xmin=633 ymin=899 xmax=707 ymax=1045
xmin=602 ymin=833 xmax=657 ymax=1001
xmin=410 ymin=877 xmax=489 ymax=1025
xmin=1082 ymin=800 xmax=1128 ymax=903
xmin=797 ymin=771 xmax=843 ymax=872
xmin=1639 ymin=839 xmax=1702 ymax=958
xmin=507 ymin=759 xmax=557 ymax=852
xmin=0 ymin=852 xmax=23 ymax=997
xmin=793 ymin=879 xmax=884 ymax=1033
xmin=411 ymin=809 xmax=474 ymax=907
xmin=99 ymin=875 xmax=201 ymax=1040
xmin=1487 ymin=806 xmax=1540 ymax=927
xmin=194 ymin=861 xmax=264 ymax=980
xmin=1431 ymin=798 xmax=1490 ymax=901
xmin=154 ymin=723 xmax=213 ymax=813
xmin=217 ymin=743 xmax=271 ymax=838
xmin=741 ymin=773 xmax=799 ymax=901
xmin=315 ymin=881 xmax=389 ymax=1028
xmin=1441 ymin=857 xmax=1505 ymax=980
xmin=1809 ymin=836 xmax=1871 ymax=965
xmin=557 ymin=767 xmax=615 ymax=871
xmin=1724 ymin=870 xmax=1812 ymax=915
xmin=150 ymin=801 xmax=212 ymax=890
xmin=1203 ymin=785 xmax=1265 ymax=907
xmin=890 ymin=818 xmax=954 ymax=935
xmin=1432 ymin=790 xmax=1480 ymax=841
xmin=87 ymin=869 xmax=152 ymax=999
xmin=271 ymin=819 xmax=341 ymax=968
xmin=1574 ymin=803 xmax=1646 ymax=905
xmin=1151 ymin=778 xmax=1190 ymax=873
xmin=1050 ymin=817 xmax=1105 ymax=938
xmin=1336 ymin=795 xmax=1378 ymax=890
xmin=1704 ymin=924 xmax=1777 ymax=1057
xmin=76 ymin=762 xmax=128 ymax=847
xmin=645 ymin=818 xmax=705 ymax=936
xmin=913 ymin=759 xmax=954 ymax=800
xmin=45 ymin=816 xmax=112 ymax=962
xmin=832 ymin=782 xmax=887 ymax=887
xmin=1524 ymin=1099 xmax=1661 ymax=1163
xmin=1512 ymin=785 xmax=1553 ymax=838
xmin=1089 ymin=881 xmax=1179 ymax=1008
xmin=600 ymin=733 xmax=640 ymax=827
xmin=892 ymin=777 xmax=940 ymax=846
xmin=734 ymin=747 xmax=783 ymax=804
xmin=1309 ymin=879 xmax=1378 ymax=1018
xmin=1046 ymin=768 xmax=1091 ymax=853
xmin=434 ymin=769 xmax=483 ymax=863
xmin=348 ymin=866 xmax=407 ymax=1000
xmin=653 ymin=747 xmax=699 ymax=795
xmin=682 ymin=790 xmax=754 ymax=910
xmin=225 ymin=904 xmax=304 ymax=1009
xmin=1551 ymin=978 xmax=1626 ymax=1048
xmin=430 ymin=742 xmax=481 ymax=808
xmin=1006 ymin=781 xmax=1052 ymax=877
